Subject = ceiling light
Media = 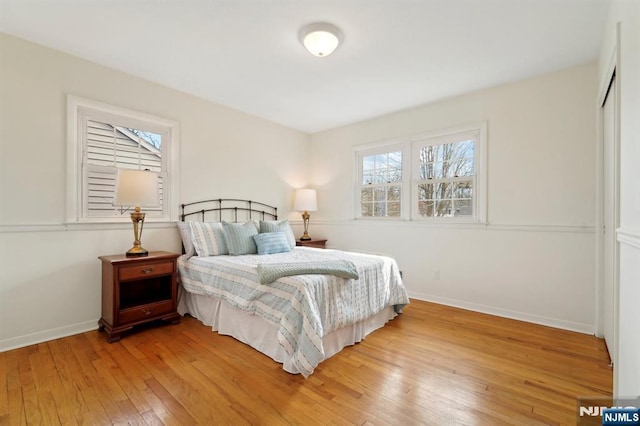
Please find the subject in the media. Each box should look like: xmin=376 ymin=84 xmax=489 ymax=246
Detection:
xmin=299 ymin=23 xmax=342 ymax=57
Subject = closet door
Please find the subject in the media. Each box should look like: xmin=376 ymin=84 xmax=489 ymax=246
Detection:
xmin=602 ymin=75 xmax=617 ymax=362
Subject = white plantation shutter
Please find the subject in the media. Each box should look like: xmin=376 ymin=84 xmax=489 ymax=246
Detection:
xmin=83 ymin=119 xmax=165 ymax=218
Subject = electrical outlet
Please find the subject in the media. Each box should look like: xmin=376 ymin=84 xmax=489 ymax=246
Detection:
xmin=433 ymin=269 xmax=440 ymax=280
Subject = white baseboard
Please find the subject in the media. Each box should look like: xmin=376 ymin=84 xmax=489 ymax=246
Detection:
xmin=0 ymin=295 xmax=597 ymax=352
xmin=0 ymin=319 xmax=98 ymax=353
xmin=409 ymin=291 xmax=595 ymax=335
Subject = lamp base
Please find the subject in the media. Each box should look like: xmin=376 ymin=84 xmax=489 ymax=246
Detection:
xmin=126 ymin=246 xmax=149 ymax=257
xmin=299 ymin=236 xmax=311 ymax=241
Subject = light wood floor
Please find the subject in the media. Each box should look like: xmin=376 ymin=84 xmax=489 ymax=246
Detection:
xmin=0 ymin=300 xmax=612 ymax=425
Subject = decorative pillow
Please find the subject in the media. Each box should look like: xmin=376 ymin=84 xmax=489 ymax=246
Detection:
xmin=189 ymin=222 xmax=229 ymax=256
xmin=259 ymin=219 xmax=296 ymax=249
xmin=222 ymin=221 xmax=259 ymax=255
xmin=177 ymin=222 xmax=196 ymax=258
xmin=253 ymin=232 xmax=292 ymax=255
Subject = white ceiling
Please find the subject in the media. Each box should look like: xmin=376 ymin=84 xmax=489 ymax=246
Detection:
xmin=0 ymin=0 xmax=609 ymax=133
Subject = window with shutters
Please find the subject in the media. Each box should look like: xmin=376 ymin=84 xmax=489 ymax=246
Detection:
xmin=67 ymin=96 xmax=179 ymax=223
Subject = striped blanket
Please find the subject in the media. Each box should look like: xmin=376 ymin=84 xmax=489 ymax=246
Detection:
xmin=178 ymin=247 xmax=409 ymax=377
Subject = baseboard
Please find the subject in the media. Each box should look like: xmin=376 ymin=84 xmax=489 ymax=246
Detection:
xmin=0 ymin=319 xmax=98 ymax=352
xmin=408 ymin=292 xmax=595 ymax=335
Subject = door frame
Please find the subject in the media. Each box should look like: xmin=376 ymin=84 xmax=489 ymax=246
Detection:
xmin=595 ymin=32 xmax=620 ymax=367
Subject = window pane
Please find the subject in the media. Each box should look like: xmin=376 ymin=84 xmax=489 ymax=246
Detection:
xmin=388 ymin=152 xmax=402 ymax=182
xmin=374 ymin=201 xmax=387 ymax=217
xmin=418 ymin=200 xmax=435 ymax=217
xmin=454 ymin=199 xmax=473 ymax=216
xmin=435 ymin=200 xmax=452 ymax=217
xmin=362 ymin=151 xmax=403 ymax=186
xmin=454 ymin=182 xmax=473 ymax=199
xmin=417 ymin=183 xmax=434 ymax=201
xmin=388 ymin=186 xmax=401 ymax=201
xmin=374 ymin=187 xmax=386 ymax=201
xmin=361 ymin=202 xmax=373 ymax=217
xmin=374 ymin=168 xmax=387 ymax=184
xmin=418 ymin=139 xmax=474 ymax=180
xmin=361 ymin=188 xmax=373 ymax=203
xmin=388 ymin=202 xmax=401 ymax=217
xmin=363 ymin=155 xmax=375 ymax=171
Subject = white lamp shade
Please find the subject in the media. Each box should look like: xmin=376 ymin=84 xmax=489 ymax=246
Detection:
xmin=299 ymin=23 xmax=342 ymax=57
xmin=113 ymin=169 xmax=159 ymax=207
xmin=294 ymin=189 xmax=317 ymax=212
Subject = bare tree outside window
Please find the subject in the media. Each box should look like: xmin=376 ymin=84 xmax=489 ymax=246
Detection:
xmin=417 ymin=139 xmax=474 ymax=217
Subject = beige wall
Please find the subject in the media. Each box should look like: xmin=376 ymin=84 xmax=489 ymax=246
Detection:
xmin=309 ymin=63 xmax=598 ymax=333
xmin=0 ymin=30 xmax=606 ymax=361
xmin=0 ymin=33 xmax=309 ymax=350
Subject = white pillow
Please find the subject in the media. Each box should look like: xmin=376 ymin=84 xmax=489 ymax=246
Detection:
xmin=177 ymin=222 xmax=196 ymax=258
xmin=189 ymin=222 xmax=229 ymax=256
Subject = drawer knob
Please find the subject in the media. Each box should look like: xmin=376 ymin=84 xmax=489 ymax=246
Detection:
xmin=141 ymin=267 xmax=154 ymax=275
xmin=143 ymin=308 xmax=153 ymax=316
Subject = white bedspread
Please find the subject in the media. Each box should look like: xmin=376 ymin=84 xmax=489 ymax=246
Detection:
xmin=178 ymin=247 xmax=409 ymax=377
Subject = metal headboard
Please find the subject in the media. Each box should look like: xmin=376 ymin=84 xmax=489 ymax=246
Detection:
xmin=180 ymin=198 xmax=278 ymax=223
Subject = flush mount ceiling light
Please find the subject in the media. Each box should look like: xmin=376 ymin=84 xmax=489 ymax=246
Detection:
xmin=299 ymin=22 xmax=343 ymax=57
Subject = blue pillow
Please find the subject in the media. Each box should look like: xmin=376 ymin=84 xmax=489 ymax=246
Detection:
xmin=253 ymin=232 xmax=292 ymax=255
xmin=222 ymin=221 xmax=259 ymax=255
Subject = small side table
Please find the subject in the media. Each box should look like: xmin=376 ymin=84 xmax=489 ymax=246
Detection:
xmin=98 ymin=251 xmax=181 ymax=342
xmin=296 ymin=239 xmax=327 ymax=249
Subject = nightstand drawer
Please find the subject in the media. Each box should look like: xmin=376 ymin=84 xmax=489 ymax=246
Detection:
xmin=119 ymin=261 xmax=173 ymax=281
xmin=119 ymin=300 xmax=173 ymax=324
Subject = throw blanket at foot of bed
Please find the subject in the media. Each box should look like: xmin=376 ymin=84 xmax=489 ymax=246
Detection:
xmin=257 ymin=260 xmax=359 ymax=284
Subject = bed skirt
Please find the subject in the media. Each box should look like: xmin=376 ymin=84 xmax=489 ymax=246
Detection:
xmin=177 ymin=287 xmax=398 ymax=375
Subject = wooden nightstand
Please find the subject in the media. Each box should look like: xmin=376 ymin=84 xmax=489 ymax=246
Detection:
xmin=296 ymin=239 xmax=327 ymax=249
xmin=98 ymin=251 xmax=181 ymax=342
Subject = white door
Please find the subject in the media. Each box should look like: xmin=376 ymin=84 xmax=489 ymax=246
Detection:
xmin=602 ymin=75 xmax=617 ymax=363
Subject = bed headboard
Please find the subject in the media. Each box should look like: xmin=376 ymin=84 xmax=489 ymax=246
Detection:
xmin=180 ymin=198 xmax=278 ymax=223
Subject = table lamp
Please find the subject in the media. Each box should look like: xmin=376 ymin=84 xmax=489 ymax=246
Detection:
xmin=294 ymin=189 xmax=317 ymax=241
xmin=113 ymin=169 xmax=159 ymax=257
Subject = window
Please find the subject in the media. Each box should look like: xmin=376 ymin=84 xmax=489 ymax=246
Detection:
xmin=357 ymin=146 xmax=405 ymax=218
xmin=354 ymin=124 xmax=486 ymax=223
xmin=67 ymin=96 xmax=179 ymax=222
xmin=414 ymin=131 xmax=477 ymax=219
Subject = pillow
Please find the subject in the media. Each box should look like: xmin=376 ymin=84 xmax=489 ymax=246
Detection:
xmin=259 ymin=219 xmax=296 ymax=249
xmin=222 ymin=221 xmax=259 ymax=255
xmin=177 ymin=222 xmax=196 ymax=258
xmin=189 ymin=222 xmax=229 ymax=256
xmin=253 ymin=232 xmax=292 ymax=255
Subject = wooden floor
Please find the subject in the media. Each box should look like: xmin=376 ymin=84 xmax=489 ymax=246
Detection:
xmin=0 ymin=300 xmax=612 ymax=425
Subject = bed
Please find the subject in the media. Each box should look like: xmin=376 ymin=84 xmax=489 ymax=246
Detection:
xmin=176 ymin=199 xmax=410 ymax=377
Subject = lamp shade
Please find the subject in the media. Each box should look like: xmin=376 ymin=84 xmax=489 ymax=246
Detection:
xmin=113 ymin=169 xmax=159 ymax=207
xmin=299 ymin=23 xmax=342 ymax=57
xmin=294 ymin=189 xmax=317 ymax=212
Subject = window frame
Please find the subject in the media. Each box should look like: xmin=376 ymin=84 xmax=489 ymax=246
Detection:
xmin=66 ymin=95 xmax=180 ymax=223
xmin=353 ymin=123 xmax=487 ymax=224
xmin=355 ymin=142 xmax=410 ymax=220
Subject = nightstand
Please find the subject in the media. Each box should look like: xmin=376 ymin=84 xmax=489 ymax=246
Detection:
xmin=98 ymin=251 xmax=181 ymax=342
xmin=296 ymin=239 xmax=327 ymax=249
